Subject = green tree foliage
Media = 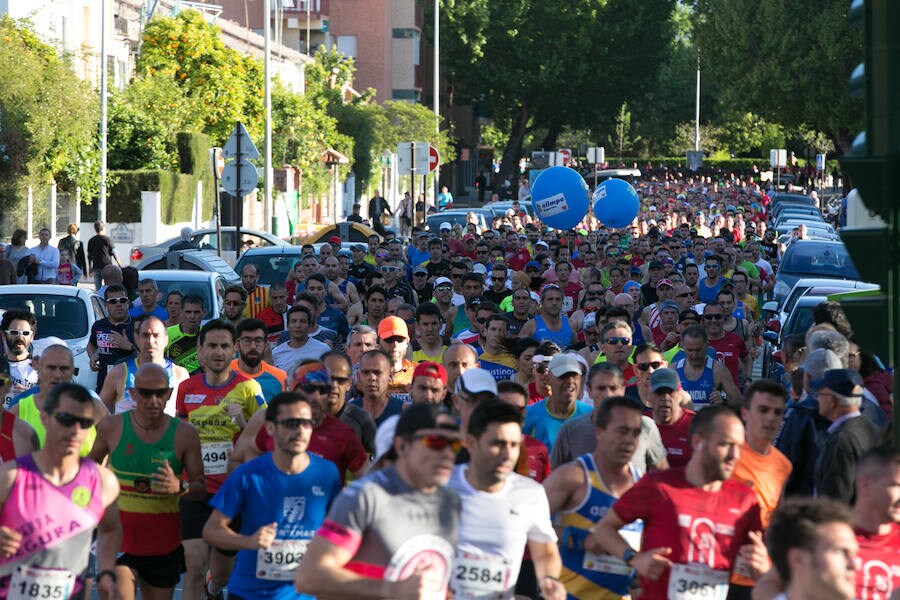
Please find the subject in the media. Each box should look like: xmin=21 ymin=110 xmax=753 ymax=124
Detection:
xmin=0 ymin=16 xmax=100 ymax=221
xmin=691 ymin=0 xmax=862 ymax=153
xmin=434 ymin=0 xmax=675 ymax=184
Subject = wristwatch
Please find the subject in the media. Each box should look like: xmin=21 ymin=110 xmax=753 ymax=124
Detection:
xmin=180 ymin=480 xmax=190 ymax=495
xmin=622 ymin=547 xmax=636 ymax=565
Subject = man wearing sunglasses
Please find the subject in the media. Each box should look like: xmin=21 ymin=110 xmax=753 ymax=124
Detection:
xmin=99 ymin=315 xmax=190 ymax=415
xmin=90 ymin=362 xmax=205 ymax=599
xmin=702 ymin=302 xmax=751 ymax=391
xmin=380 ymin=258 xmax=417 ymax=307
xmin=232 ymin=362 xmax=369 ymax=485
xmin=206 ymin=391 xmax=342 ymax=600
xmin=449 ymin=400 xmax=564 ymax=600
xmin=377 ymin=316 xmax=417 ymax=402
xmin=0 ymin=309 xmax=39 ymax=404
xmin=0 ymin=382 xmax=122 ymax=600
xmin=88 ymin=285 xmax=136 ymax=393
xmin=296 ymin=403 xmax=461 ymax=599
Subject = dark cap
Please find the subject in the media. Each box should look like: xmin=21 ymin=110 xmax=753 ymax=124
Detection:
xmin=466 ymin=295 xmax=487 ymax=309
xmin=809 ymin=368 xmax=864 ymax=397
xmin=648 ymin=260 xmax=664 ymax=270
xmin=650 ymin=368 xmax=682 ymax=392
xmin=394 ymin=403 xmax=458 ymax=438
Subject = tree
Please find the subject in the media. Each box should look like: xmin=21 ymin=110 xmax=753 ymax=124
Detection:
xmin=0 ymin=16 xmax=100 ymax=224
xmin=433 ymin=0 xmax=675 ymax=185
xmin=691 ymin=0 xmax=862 ymax=155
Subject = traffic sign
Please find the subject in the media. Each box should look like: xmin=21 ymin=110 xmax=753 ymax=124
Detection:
xmin=586 ymin=147 xmax=605 ymax=164
xmin=209 ymin=148 xmax=224 ymax=179
xmin=816 ymin=153 xmax=827 ymax=172
xmin=558 ymin=148 xmax=572 ymax=165
xmin=428 ymin=145 xmax=440 ymax=172
xmin=221 ymin=159 xmax=259 ymax=197
xmin=396 ymin=141 xmax=430 ymax=175
xmin=223 ymin=123 xmax=260 ymax=160
xmin=769 ymin=149 xmax=787 ymax=168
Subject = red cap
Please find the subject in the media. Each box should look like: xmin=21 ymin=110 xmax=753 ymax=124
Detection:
xmin=412 ymin=362 xmax=447 ymax=385
xmin=328 ymin=236 xmax=342 ymax=244
xmin=656 ymin=278 xmax=674 ymax=288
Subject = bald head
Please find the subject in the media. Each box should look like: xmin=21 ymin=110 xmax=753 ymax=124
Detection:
xmin=131 ymin=362 xmax=172 ymax=415
xmin=134 ymin=362 xmax=169 ymax=388
xmin=442 ymin=343 xmax=479 ymax=389
xmin=102 ymin=265 xmax=122 ymax=284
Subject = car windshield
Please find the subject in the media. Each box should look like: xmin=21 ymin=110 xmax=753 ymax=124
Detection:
xmin=427 ymin=213 xmax=472 ymax=230
xmin=781 ymin=245 xmax=859 ymax=279
xmin=0 ymin=294 xmax=88 ymax=339
xmin=235 ymin=254 xmax=299 ymax=286
xmin=786 ymin=306 xmax=815 ymax=337
xmin=152 ymin=280 xmax=217 ymax=320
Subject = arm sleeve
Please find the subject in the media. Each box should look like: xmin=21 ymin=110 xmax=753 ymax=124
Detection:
xmin=209 ymin=465 xmax=246 ymax=519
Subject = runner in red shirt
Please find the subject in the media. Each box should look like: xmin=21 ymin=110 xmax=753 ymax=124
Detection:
xmin=647 ymin=368 xmax=694 ymax=468
xmin=505 ymin=231 xmax=531 ymax=272
xmin=553 ymin=261 xmax=582 ymax=316
xmin=587 ymin=406 xmax=767 ymax=599
xmin=852 ymin=446 xmax=900 ymax=599
xmin=703 ymin=302 xmax=750 ymax=389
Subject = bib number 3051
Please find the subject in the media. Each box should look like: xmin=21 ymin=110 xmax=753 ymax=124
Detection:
xmin=667 ymin=563 xmax=729 ymax=600
xmin=256 ymin=539 xmax=309 ymax=581
xmin=8 ymin=566 xmax=75 ymax=600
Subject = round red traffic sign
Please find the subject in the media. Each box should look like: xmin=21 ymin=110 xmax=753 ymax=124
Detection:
xmin=429 ymin=145 xmax=440 ymax=172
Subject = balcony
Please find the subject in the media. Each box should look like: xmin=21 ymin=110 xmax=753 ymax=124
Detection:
xmin=282 ymin=0 xmax=330 ymax=19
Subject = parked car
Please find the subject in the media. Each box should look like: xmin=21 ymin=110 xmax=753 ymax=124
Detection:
xmin=761 ymin=294 xmax=826 ymax=378
xmin=137 ymin=270 xmax=229 ymax=320
xmin=772 ymin=240 xmax=860 ymax=302
xmin=136 ymin=250 xmax=240 ymax=286
xmin=0 ymin=285 xmax=105 ymax=390
xmin=484 ymin=200 xmax=535 ymax=219
xmin=762 ymin=278 xmax=880 ymax=334
xmin=426 ymin=210 xmax=489 ymax=233
xmin=769 ymin=192 xmax=817 ymax=207
xmin=130 ymin=227 xmax=286 ymax=266
xmin=234 ymin=246 xmax=306 ymax=287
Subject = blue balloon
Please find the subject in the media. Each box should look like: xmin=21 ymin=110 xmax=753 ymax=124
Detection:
xmin=593 ymin=178 xmax=640 ymax=228
xmin=530 ymin=167 xmax=590 ymax=230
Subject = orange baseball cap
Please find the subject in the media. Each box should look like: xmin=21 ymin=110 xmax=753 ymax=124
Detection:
xmin=377 ymin=316 xmax=409 ymax=340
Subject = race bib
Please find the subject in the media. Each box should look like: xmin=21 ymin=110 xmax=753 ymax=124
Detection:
xmin=256 ymin=539 xmax=309 ymax=581
xmin=201 ymin=441 xmax=233 ymax=475
xmin=582 ymin=527 xmax=642 ymax=576
xmin=562 ymin=296 xmax=574 ymax=314
xmin=667 ymin=563 xmax=729 ymax=600
xmin=8 ymin=566 xmax=75 ymax=600
xmin=450 ymin=552 xmax=511 ymax=599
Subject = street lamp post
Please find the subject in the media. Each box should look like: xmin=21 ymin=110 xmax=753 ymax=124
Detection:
xmin=264 ymin=0 xmax=274 ymax=233
xmin=99 ymin=0 xmax=108 ymax=223
xmin=433 ymin=0 xmax=440 ymax=205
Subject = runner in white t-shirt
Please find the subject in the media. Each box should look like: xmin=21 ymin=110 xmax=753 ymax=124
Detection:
xmin=447 ymin=400 xmax=565 ymax=600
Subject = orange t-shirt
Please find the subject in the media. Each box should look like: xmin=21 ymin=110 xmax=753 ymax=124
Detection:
xmin=731 ymin=441 xmax=792 ymax=585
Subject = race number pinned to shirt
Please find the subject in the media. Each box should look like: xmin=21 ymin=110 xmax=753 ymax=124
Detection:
xmin=667 ymin=562 xmax=729 ymax=600
xmin=9 ymin=565 xmax=75 ymax=600
xmin=582 ymin=528 xmax=642 ymax=576
xmin=201 ymin=441 xmax=233 ymax=475
xmin=256 ymin=539 xmax=309 ymax=581
xmin=450 ymin=551 xmax=512 ymax=599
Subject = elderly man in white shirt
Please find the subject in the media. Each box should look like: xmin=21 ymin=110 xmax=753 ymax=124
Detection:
xmin=30 ymin=227 xmax=60 ymax=284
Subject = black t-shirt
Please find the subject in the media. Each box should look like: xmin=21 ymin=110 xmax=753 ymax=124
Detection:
xmin=88 ymin=318 xmax=135 ymax=392
xmin=386 ymin=282 xmax=416 ymax=305
xmin=426 ymin=259 xmax=451 ymax=279
xmin=640 ymin=282 xmax=658 ymax=306
xmin=87 ymin=234 xmax=116 ymax=269
xmin=484 ymin=288 xmax=512 ymax=305
xmin=348 ymin=262 xmax=375 ymax=284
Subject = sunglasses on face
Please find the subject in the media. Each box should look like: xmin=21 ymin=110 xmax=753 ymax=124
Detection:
xmin=383 ymin=336 xmax=406 ymax=344
xmin=53 ymin=411 xmax=94 ymax=429
xmin=636 ymin=361 xmax=663 ymax=372
xmin=273 ymin=417 xmax=314 ymax=429
xmin=380 ymin=266 xmax=400 ymax=273
xmin=5 ymin=330 xmax=32 ymax=337
xmin=435 ymin=286 xmax=452 ymax=292
xmin=297 ymin=383 xmax=331 ymax=395
xmin=414 ymin=434 xmax=462 ymax=453
xmin=703 ymin=314 xmax=723 ymax=321
xmin=604 ymin=337 xmax=631 ymax=346
xmin=535 ymin=365 xmax=549 ymax=374
xmin=135 ymin=387 xmax=170 ymax=398
xmin=105 ymin=297 xmax=129 ymax=305
xmin=491 ymin=276 xmax=506 ymax=282
xmin=331 ymin=376 xmax=351 ymax=386
xmin=676 ymin=292 xmax=692 ymax=298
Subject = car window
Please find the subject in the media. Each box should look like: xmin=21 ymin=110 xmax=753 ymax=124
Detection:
xmin=153 ymin=280 xmax=216 ymax=320
xmin=235 ymin=255 xmax=298 ymax=286
xmin=91 ymin=296 xmax=107 ymax=320
xmin=0 ymin=294 xmax=88 ymax=339
xmin=781 ymin=245 xmax=859 ymax=279
xmin=786 ymin=306 xmax=815 ymax=337
xmin=193 ymin=233 xmax=219 ymax=251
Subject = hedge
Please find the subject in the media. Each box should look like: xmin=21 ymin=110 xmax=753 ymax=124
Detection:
xmin=106 ymin=132 xmax=214 ymax=225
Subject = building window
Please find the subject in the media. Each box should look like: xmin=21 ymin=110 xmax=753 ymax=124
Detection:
xmin=337 ymin=35 xmax=357 ymax=59
xmin=412 ymin=30 xmax=420 ymax=66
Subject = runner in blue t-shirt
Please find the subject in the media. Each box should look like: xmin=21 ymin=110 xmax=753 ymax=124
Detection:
xmin=203 ymin=392 xmax=342 ymax=599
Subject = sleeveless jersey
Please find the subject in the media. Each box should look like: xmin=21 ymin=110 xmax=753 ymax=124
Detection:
xmin=674 ymin=357 xmax=716 ymax=408
xmin=533 ymin=315 xmax=573 ymax=350
xmin=452 ymin=307 xmax=471 ymax=336
xmin=110 ymin=413 xmax=182 ymax=556
xmin=631 ymin=315 xmax=645 ymax=345
xmin=0 ymin=455 xmax=105 ymax=598
xmin=115 ymin=357 xmax=179 ymax=415
xmin=17 ymin=396 xmax=96 ymax=457
xmin=0 ymin=412 xmax=16 ymax=463
xmin=556 ymin=454 xmax=642 ymax=599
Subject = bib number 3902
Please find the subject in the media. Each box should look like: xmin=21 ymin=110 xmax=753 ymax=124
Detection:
xmin=667 ymin=563 xmax=729 ymax=600
xmin=256 ymin=539 xmax=308 ymax=581
xmin=201 ymin=441 xmax=233 ymax=476
xmin=450 ymin=552 xmax=511 ymax=599
xmin=8 ymin=566 xmax=75 ymax=600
